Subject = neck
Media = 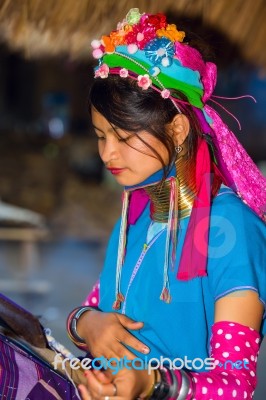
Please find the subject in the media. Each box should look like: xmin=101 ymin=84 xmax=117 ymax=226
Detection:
xmin=144 ymin=153 xmax=197 ymax=222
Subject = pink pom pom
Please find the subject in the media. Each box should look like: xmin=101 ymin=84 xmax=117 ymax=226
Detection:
xmin=92 ymin=48 xmax=104 ymax=59
xmin=161 ymin=57 xmax=170 ymax=67
xmin=127 ymin=44 xmax=138 ymax=54
xmin=91 ymin=39 xmax=101 ymax=49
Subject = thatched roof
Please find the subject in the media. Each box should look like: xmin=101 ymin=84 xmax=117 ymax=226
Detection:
xmin=0 ymin=0 xmax=265 ymax=69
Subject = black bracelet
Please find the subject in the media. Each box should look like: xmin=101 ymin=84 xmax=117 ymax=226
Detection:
xmin=149 ymin=366 xmax=192 ymax=400
xmin=70 ymin=306 xmax=99 ymax=344
xmin=149 ymin=368 xmax=170 ymax=400
xmin=164 ymin=368 xmax=179 ymax=398
xmin=177 ymin=370 xmax=192 ymax=399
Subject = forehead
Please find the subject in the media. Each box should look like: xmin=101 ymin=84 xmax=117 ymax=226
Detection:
xmin=91 ymin=107 xmax=105 ymax=123
xmin=91 ymin=108 xmax=112 ymax=130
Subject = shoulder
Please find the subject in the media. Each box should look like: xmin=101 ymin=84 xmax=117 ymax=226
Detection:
xmin=210 ymin=185 xmax=265 ymax=233
xmin=208 ymin=185 xmax=265 ymax=260
xmin=207 ymin=185 xmax=265 ymax=262
xmin=206 ymin=185 xmax=266 ymax=310
xmin=207 ymin=186 xmax=266 ymax=335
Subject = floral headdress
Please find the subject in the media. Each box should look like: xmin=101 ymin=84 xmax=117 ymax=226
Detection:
xmin=91 ymin=8 xmax=266 ymax=308
xmin=92 ymin=8 xmax=210 ymax=110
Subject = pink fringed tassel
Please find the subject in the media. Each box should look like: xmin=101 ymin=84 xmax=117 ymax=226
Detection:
xmin=205 ymin=105 xmax=266 ymax=221
xmin=112 ymin=292 xmax=125 ymax=310
xmin=160 ymin=287 xmax=171 ymax=303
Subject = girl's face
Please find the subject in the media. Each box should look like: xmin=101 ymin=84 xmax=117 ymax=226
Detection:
xmin=91 ymin=108 xmax=170 ymax=186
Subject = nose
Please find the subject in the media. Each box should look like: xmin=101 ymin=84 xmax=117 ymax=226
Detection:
xmin=99 ymin=137 xmax=119 ymax=164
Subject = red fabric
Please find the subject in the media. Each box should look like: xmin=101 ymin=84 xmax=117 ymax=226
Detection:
xmin=177 ymin=138 xmax=211 ymax=280
xmin=128 ymin=189 xmax=150 ymax=225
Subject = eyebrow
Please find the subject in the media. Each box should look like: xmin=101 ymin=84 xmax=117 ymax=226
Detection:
xmin=92 ymin=124 xmax=118 ymax=134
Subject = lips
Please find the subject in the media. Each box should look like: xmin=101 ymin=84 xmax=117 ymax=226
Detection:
xmin=107 ymin=167 xmax=125 ymax=175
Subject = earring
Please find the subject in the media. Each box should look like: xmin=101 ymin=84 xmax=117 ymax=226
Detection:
xmin=175 ymin=145 xmax=183 ymax=154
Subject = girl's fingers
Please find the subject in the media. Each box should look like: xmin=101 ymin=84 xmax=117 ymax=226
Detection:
xmin=101 ymin=397 xmax=125 ymax=400
xmin=92 ymin=369 xmax=112 ymax=383
xmin=78 ymin=384 xmax=91 ymax=400
xmin=84 ymin=370 xmax=118 ymax=399
xmin=84 ymin=370 xmax=102 ymax=397
xmin=105 ymin=342 xmax=139 ymax=363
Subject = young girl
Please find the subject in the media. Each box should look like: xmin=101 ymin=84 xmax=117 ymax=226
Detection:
xmin=67 ymin=8 xmax=266 ymax=400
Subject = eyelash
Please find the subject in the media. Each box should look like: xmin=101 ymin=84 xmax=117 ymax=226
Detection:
xmin=97 ymin=136 xmax=129 ymax=143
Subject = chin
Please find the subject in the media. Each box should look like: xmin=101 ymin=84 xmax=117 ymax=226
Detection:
xmin=114 ymin=176 xmax=141 ymax=187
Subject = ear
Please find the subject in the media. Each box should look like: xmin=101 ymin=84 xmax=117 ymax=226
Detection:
xmin=169 ymin=114 xmax=190 ymax=146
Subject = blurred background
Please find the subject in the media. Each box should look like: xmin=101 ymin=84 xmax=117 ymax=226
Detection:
xmin=0 ymin=0 xmax=265 ymax=398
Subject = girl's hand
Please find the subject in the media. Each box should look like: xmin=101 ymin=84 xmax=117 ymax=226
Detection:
xmin=77 ymin=310 xmax=150 ymax=359
xmin=79 ymin=367 xmax=155 ymax=400
xmin=78 ymin=369 xmax=114 ymax=400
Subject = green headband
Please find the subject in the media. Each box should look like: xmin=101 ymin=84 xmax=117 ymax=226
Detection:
xmin=102 ymin=50 xmax=204 ymax=108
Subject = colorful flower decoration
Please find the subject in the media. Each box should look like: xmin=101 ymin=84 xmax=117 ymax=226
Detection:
xmin=101 ymin=35 xmax=116 ymax=53
xmin=126 ymin=8 xmax=142 ymax=25
xmin=116 ymin=18 xmax=127 ymax=31
xmin=157 ymin=24 xmax=185 ymax=42
xmin=91 ymin=8 xmax=186 ymax=60
xmin=94 ymin=64 xmax=109 ymax=78
xmin=109 ymin=25 xmax=133 ymax=47
xmin=141 ymin=13 xmax=167 ymax=30
xmin=92 ymin=8 xmax=189 ymax=102
xmin=144 ymin=37 xmax=175 ymax=67
xmin=125 ymin=19 xmax=157 ymax=50
xmin=161 ymin=89 xmax=171 ymax=99
xmin=137 ymin=74 xmax=152 ymax=90
xmin=119 ymin=68 xmax=129 ymax=78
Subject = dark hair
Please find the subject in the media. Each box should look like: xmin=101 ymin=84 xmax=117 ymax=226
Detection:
xmin=89 ymin=75 xmax=203 ymax=178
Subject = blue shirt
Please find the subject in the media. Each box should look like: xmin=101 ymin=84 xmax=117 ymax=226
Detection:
xmin=99 ymin=185 xmax=266 ymax=370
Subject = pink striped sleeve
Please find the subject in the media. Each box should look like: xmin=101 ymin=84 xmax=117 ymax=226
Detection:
xmin=82 ymin=280 xmax=100 ymax=307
